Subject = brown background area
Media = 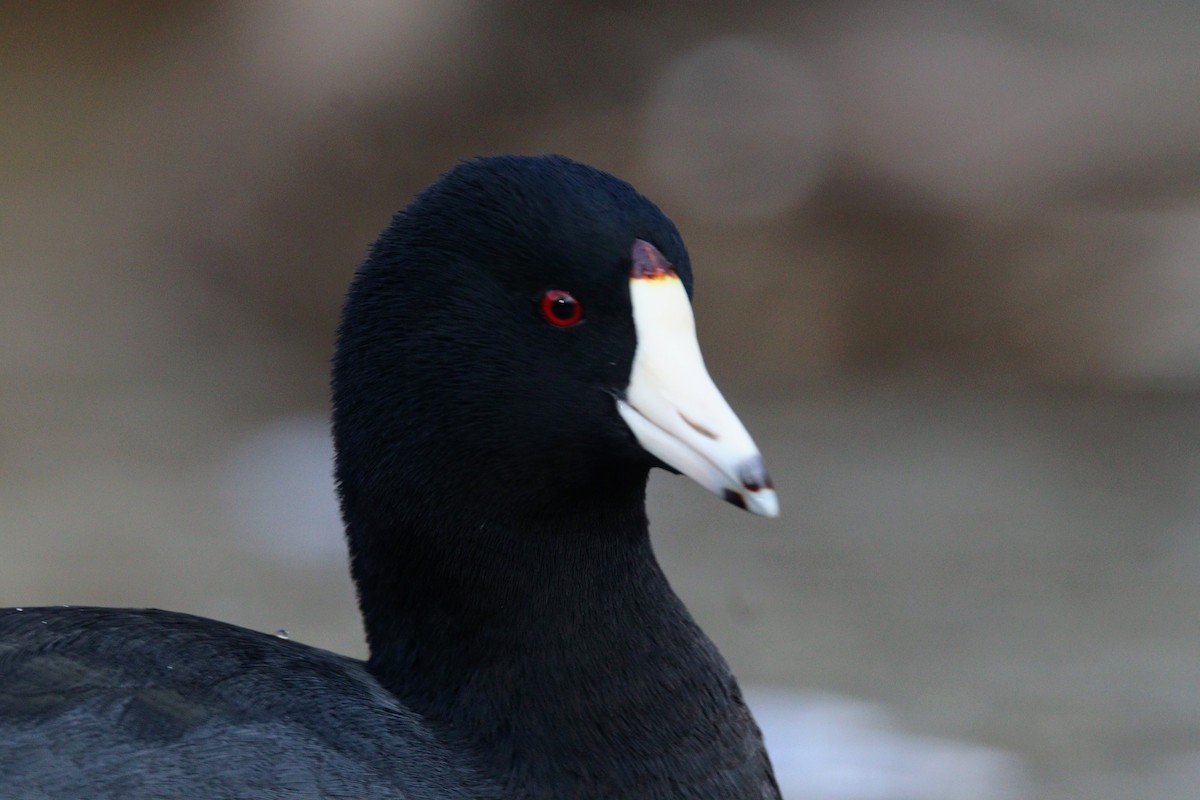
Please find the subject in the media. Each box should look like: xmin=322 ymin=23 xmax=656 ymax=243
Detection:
xmin=3 ymin=4 xmax=1200 ymax=798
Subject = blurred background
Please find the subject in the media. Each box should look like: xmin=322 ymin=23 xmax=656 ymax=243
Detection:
xmin=3 ymin=2 xmax=1199 ymax=798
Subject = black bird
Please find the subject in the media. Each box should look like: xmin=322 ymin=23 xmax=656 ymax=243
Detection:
xmin=0 ymin=155 xmax=782 ymax=799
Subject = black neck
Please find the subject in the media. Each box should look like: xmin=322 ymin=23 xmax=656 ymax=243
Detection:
xmin=347 ymin=478 xmax=777 ymax=798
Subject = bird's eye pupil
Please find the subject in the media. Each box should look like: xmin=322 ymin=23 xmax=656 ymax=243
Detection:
xmin=540 ymin=290 xmax=583 ymax=327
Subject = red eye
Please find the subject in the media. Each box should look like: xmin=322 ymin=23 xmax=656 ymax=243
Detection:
xmin=539 ymin=290 xmax=583 ymax=327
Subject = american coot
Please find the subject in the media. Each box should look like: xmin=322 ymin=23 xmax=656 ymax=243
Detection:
xmin=0 ymin=155 xmax=782 ymax=799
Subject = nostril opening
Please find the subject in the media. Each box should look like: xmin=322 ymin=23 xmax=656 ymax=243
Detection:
xmin=679 ymin=412 xmax=718 ymax=441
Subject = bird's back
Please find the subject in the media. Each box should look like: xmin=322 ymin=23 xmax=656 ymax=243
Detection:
xmin=0 ymin=607 xmax=487 ymax=800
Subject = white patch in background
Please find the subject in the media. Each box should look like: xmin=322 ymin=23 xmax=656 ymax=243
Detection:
xmin=745 ymin=688 xmax=1030 ymax=800
xmin=218 ymin=416 xmax=345 ymax=568
xmin=640 ymin=37 xmax=830 ymax=222
xmin=809 ymin=4 xmax=1200 ymax=208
